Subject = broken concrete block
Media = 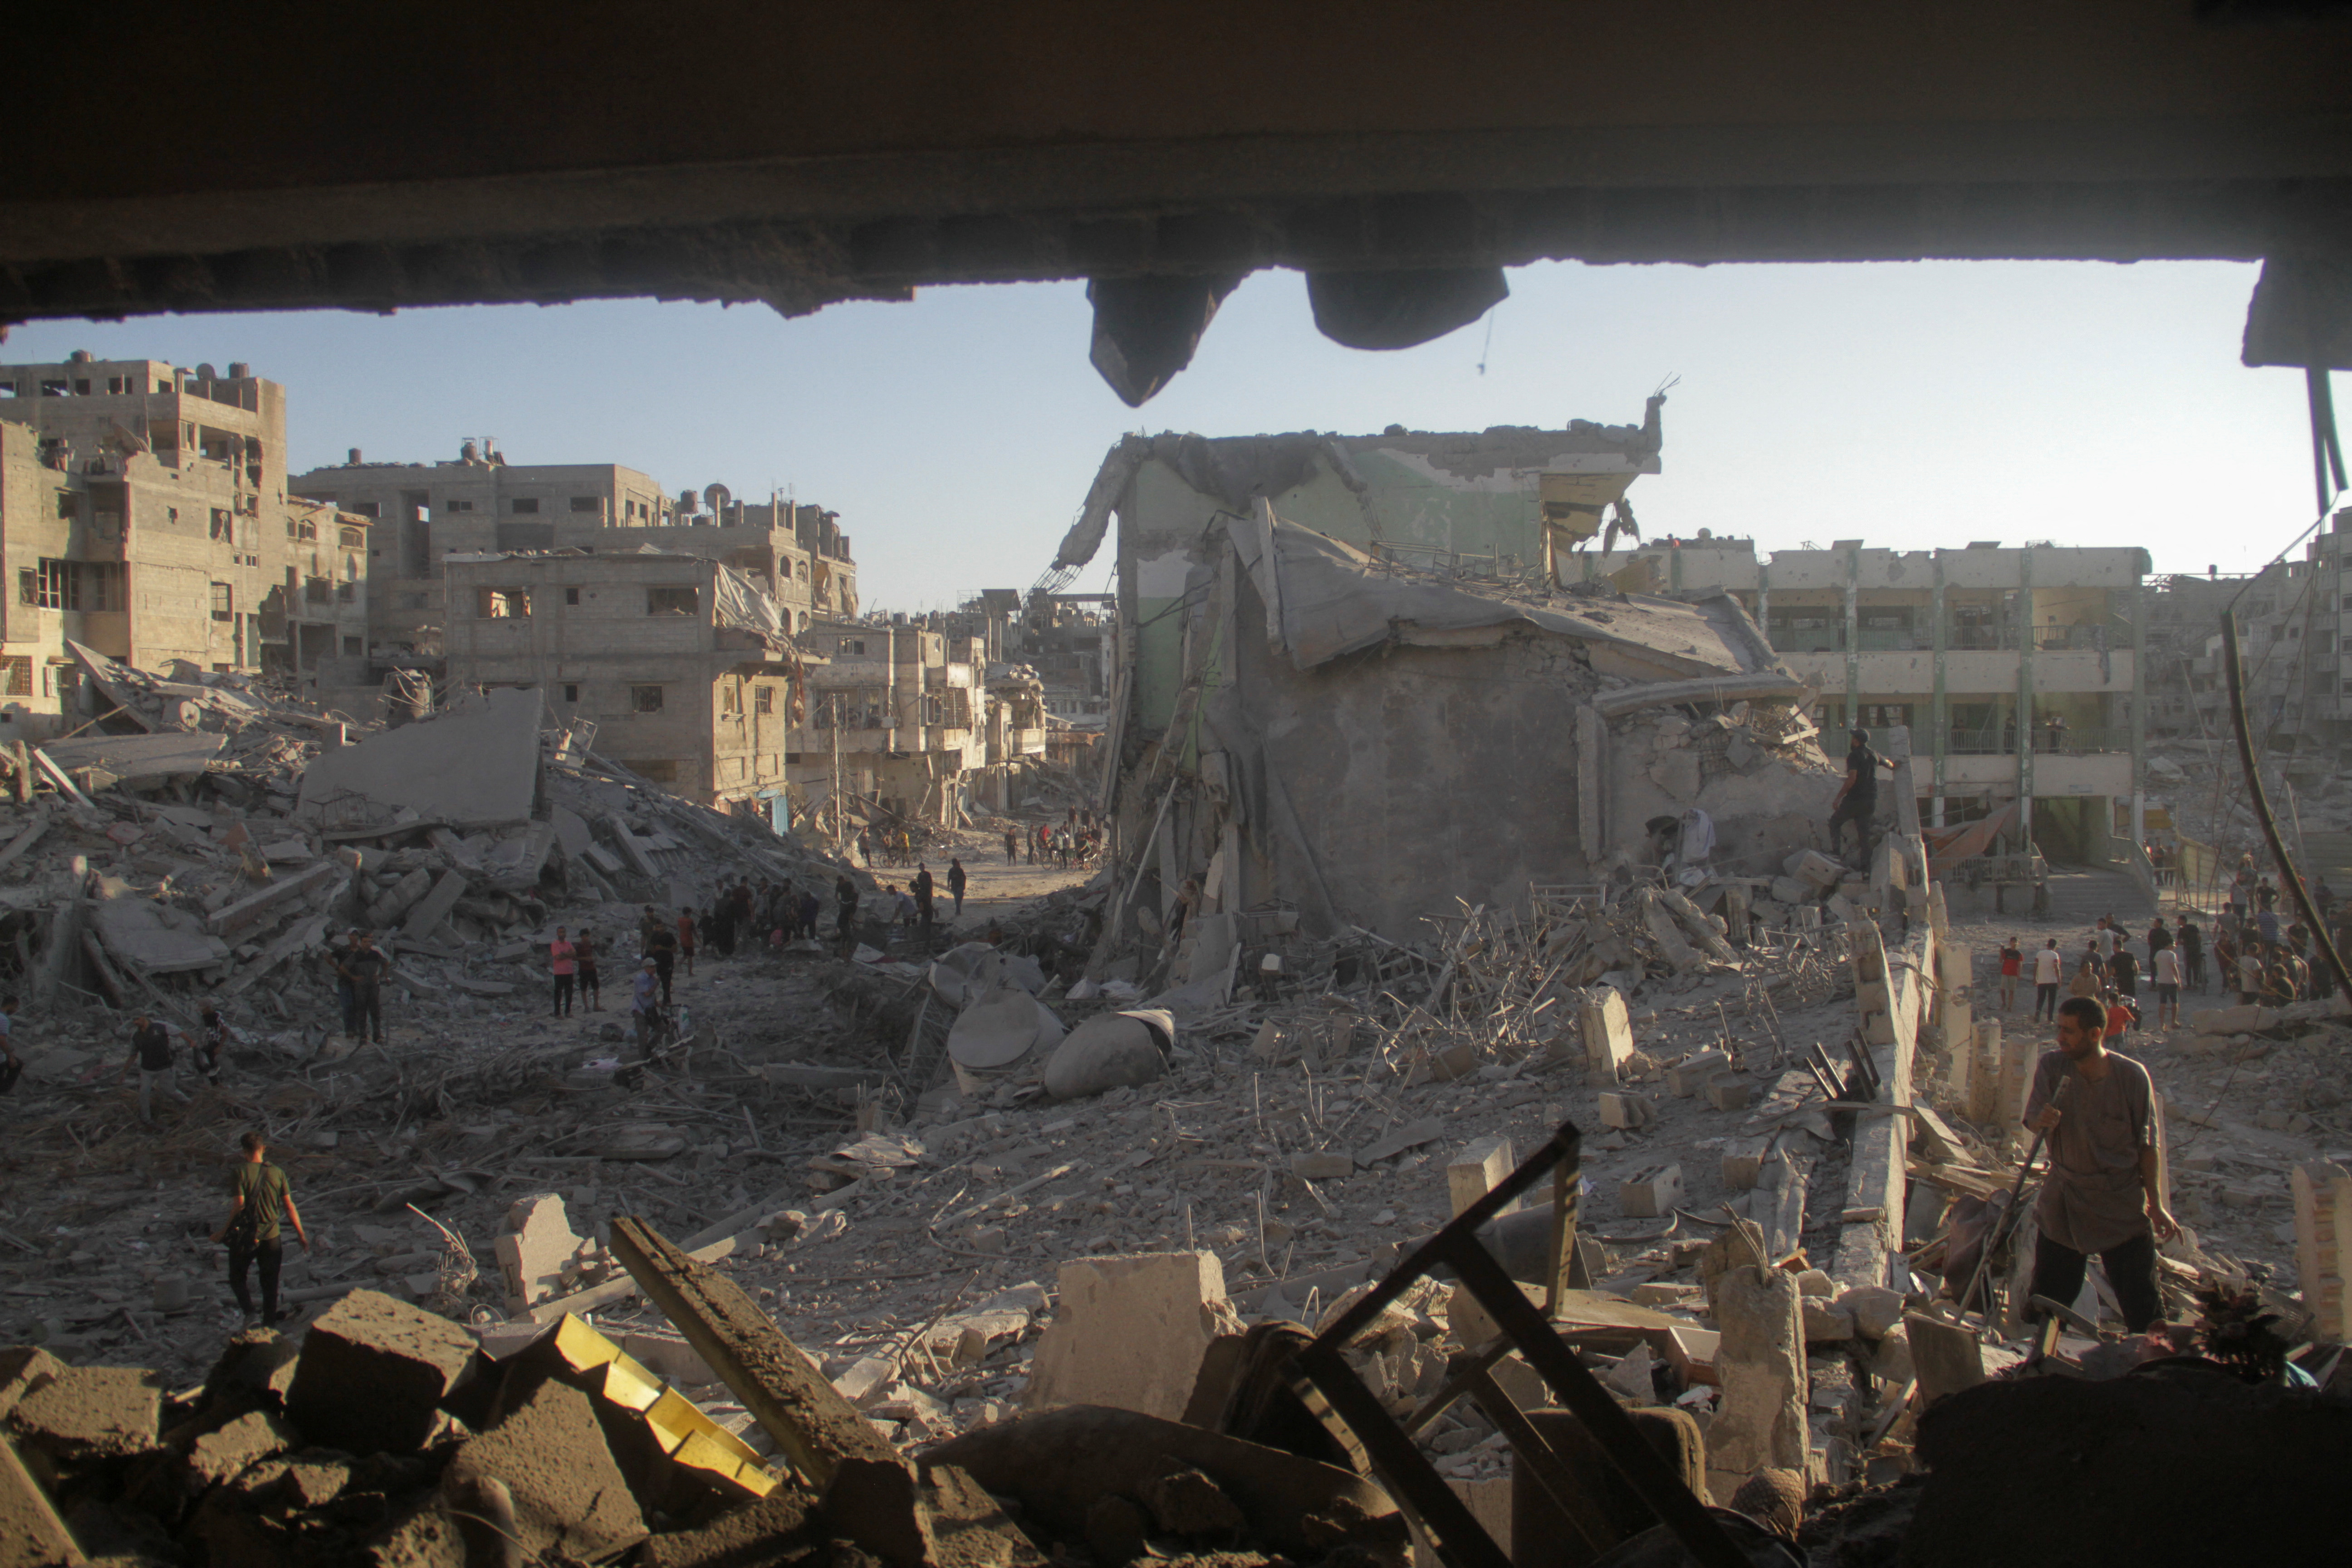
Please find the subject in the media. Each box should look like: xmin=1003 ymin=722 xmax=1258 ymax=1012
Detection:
xmin=1902 ymin=1311 xmax=1985 ymax=1404
xmin=1837 ymin=1285 xmax=1907 ymax=1341
xmin=2293 ymin=1161 xmax=2352 ymax=1343
xmin=1618 ymin=1164 xmax=1684 ymax=1219
xmin=1648 ymin=750 xmax=1702 ymax=804
xmin=1704 ymin=1074 xmax=1752 ymax=1111
xmin=1288 ymin=1151 xmax=1354 ymax=1181
xmin=1024 ymin=1252 xmax=1241 ymax=1421
xmin=2195 ymin=1003 xmax=2263 ymax=1036
xmin=205 ymin=858 xmax=347 ymax=939
xmin=287 ymin=1288 xmax=480 ymax=1454
xmin=1870 ymin=1323 xmax=1914 ymax=1384
xmin=186 ymin=1409 xmax=298 ymax=1489
xmin=1786 ymin=849 xmax=1844 ymax=888
xmin=1598 ymin=1091 xmax=1655 ymax=1130
xmin=5 ymin=1365 xmax=162 ymax=1463
xmin=444 ymin=1373 xmax=647 ymax=1565
xmin=0 ymin=1348 xmax=62 ymax=1421
xmin=0 ymin=1429 xmax=79 ymax=1567
xmin=495 ymin=1193 xmax=589 ymax=1315
xmin=1801 ymin=1298 xmax=1855 ymax=1342
xmin=402 ymin=869 xmax=470 ymax=938
xmin=1721 ymin=1136 xmax=1774 ymax=1191
xmin=203 ymin=1330 xmax=302 ymax=1411
xmin=1666 ymin=1050 xmax=1730 ymax=1097
xmin=641 ymin=1485 xmax=816 ymax=1568
xmin=1580 ymin=987 xmax=1634 ymax=1082
xmin=1793 ymin=1269 xmax=1835 ymax=1297
xmin=1140 ymin=1465 xmax=1248 ymax=1537
xmin=1710 ymin=1259 xmax=1807 ymax=1479
xmin=1446 ymin=1136 xmax=1514 ymax=1219
xmin=825 ymin=1455 xmax=1045 ymax=1568
xmin=1769 ymin=876 xmax=1813 ymax=905
xmin=364 ymin=867 xmax=435 ymax=928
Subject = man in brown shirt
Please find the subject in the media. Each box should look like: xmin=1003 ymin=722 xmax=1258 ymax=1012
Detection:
xmin=2022 ymin=995 xmax=2178 ymax=1332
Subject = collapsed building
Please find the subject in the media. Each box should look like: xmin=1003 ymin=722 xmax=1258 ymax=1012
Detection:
xmin=1053 ymin=413 xmax=1837 ymax=942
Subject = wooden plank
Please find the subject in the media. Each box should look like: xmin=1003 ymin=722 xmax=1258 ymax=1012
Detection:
xmin=608 ymin=1216 xmax=895 ymax=1486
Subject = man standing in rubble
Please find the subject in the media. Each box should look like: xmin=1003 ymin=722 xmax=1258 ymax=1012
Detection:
xmin=948 ymin=857 xmax=968 ymax=918
xmin=1826 ymin=727 xmax=1893 ymax=863
xmin=2033 ymin=938 xmax=2063 ymax=1022
xmin=116 ymin=1012 xmax=189 ymax=1124
xmin=632 ymin=956 xmax=662 ymax=1056
xmin=2024 ymin=995 xmax=2177 ymax=1334
xmin=214 ymin=1131 xmax=309 ymax=1328
xmin=913 ymin=863 xmax=936 ymax=944
xmin=2177 ymin=912 xmax=2205 ymax=993
xmin=645 ymin=916 xmax=678 ymax=1004
xmin=1998 ymin=937 xmax=2023 ymax=1014
xmin=339 ymin=932 xmax=391 ymax=1046
xmin=834 ymin=873 xmax=861 ymax=956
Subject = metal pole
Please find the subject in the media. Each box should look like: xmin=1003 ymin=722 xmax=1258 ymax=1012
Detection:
xmin=2223 ymin=612 xmax=2352 ymax=996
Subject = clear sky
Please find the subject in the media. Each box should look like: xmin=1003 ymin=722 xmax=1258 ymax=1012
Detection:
xmin=1 ymin=259 xmax=2328 ymax=612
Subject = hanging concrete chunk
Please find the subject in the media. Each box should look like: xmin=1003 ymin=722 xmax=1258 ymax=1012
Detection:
xmin=284 ymin=1289 xmax=481 ymax=1454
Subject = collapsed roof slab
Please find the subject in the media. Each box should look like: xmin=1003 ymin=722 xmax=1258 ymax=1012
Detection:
xmin=297 ymin=687 xmax=544 ymax=830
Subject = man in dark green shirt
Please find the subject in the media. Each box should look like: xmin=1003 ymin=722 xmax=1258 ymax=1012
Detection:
xmin=213 ymin=1130 xmax=309 ymax=1327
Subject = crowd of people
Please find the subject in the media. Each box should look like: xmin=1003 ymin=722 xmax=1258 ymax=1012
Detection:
xmin=1992 ymin=853 xmax=2352 ymax=1040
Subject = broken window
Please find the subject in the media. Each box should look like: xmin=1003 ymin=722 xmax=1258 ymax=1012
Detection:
xmin=55 ymin=493 xmax=78 ymax=520
xmin=0 ymin=657 xmax=29 ymax=696
xmin=348 ymin=502 xmax=379 ymax=519
xmin=39 ymin=380 xmax=66 ymax=397
xmin=510 ymin=497 xmax=541 ymax=514
xmin=306 ymin=575 xmax=333 ymax=604
xmin=441 ymin=499 xmax=476 ymax=513
xmin=211 ymin=582 xmax=233 ymax=622
xmin=569 ymin=496 xmax=601 ymax=513
xmin=337 ymin=580 xmax=356 ymax=603
xmin=563 ymin=683 xmax=580 ymax=703
xmin=74 ymin=380 xmax=90 ymax=395
xmin=22 ymin=559 xmax=123 ymax=612
xmin=647 ymin=587 xmax=699 ymax=616
xmin=754 ymin=686 xmax=774 ymax=715
xmin=477 ymin=587 xmax=531 ymax=619
xmin=564 ymin=587 xmax=580 ymax=605
xmin=295 ymin=518 xmax=318 ymax=542
xmin=720 ymin=681 xmax=742 ymax=715
xmin=632 ymin=685 xmax=665 ymax=713
xmin=339 ymin=525 xmax=365 ymax=549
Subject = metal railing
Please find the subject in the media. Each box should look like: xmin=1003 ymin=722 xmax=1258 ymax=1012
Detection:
xmin=1944 ymin=724 xmax=2134 ymax=755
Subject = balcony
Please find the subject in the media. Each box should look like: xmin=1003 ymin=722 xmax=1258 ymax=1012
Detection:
xmin=1945 ymin=724 xmax=2132 ymax=756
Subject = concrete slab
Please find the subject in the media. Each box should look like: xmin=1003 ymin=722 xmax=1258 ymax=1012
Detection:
xmin=403 ymin=870 xmax=470 ymax=939
xmin=5 ymin=1366 xmax=163 ymax=1462
xmin=298 ymin=686 xmax=544 ymax=829
xmin=442 ymin=1376 xmax=647 ymax=1565
xmin=206 ymin=858 xmax=348 ymax=939
xmin=495 ymin=1195 xmax=589 ymax=1316
xmin=1024 ymin=1252 xmax=1240 ymax=1421
xmin=0 ymin=1431 xmax=80 ymax=1567
xmin=93 ymin=897 xmax=233 ymax=973
xmin=286 ymin=1289 xmax=481 ymax=1454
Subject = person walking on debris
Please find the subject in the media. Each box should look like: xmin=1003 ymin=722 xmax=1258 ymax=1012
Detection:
xmin=2151 ymin=939 xmax=2183 ymax=1030
xmin=195 ymin=1004 xmax=229 ymax=1084
xmin=117 ymin=1012 xmax=189 ymax=1124
xmin=0 ymin=995 xmax=21 ymax=1097
xmin=550 ymin=926 xmax=578 ymax=1018
xmin=213 ymin=1130 xmax=309 ymax=1329
xmin=1004 ymin=829 xmax=1019 ymax=865
xmin=2034 ymin=939 xmax=2063 ymax=1022
xmin=340 ymin=932 xmax=390 ymax=1045
xmin=2024 ymin=995 xmax=2178 ymax=1335
xmin=1998 ymin=937 xmax=2022 ymax=1014
xmin=858 ymin=828 xmax=874 ymax=868
xmin=646 ymin=917 xmax=678 ymax=1004
xmin=638 ymin=905 xmax=666 ymax=957
xmin=2178 ymin=913 xmax=2204 ymax=993
xmin=632 ymin=958 xmax=662 ymax=1056
xmin=2108 ymin=941 xmax=2139 ymax=1013
xmin=834 ymin=874 xmax=861 ymax=957
xmin=1826 ymin=726 xmax=1892 ymax=863
xmin=575 ymin=928 xmax=603 ymax=1011
xmin=913 ymin=863 xmax=936 ymax=943
xmin=798 ymin=887 xmax=821 ymax=946
xmin=676 ymin=907 xmax=699 ymax=976
xmin=948 ymin=858 xmax=968 ymax=917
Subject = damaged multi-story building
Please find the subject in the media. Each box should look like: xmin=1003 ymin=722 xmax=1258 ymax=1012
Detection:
xmin=1055 ymin=410 xmax=1837 ymax=940
xmin=288 ymin=447 xmax=859 ymax=658
xmin=440 ymin=549 xmax=804 ymax=806
xmin=1568 ymin=537 xmax=2152 ymax=884
xmin=0 ymin=352 xmax=372 ymax=730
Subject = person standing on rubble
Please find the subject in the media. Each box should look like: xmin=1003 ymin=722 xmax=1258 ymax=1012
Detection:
xmin=2108 ymin=941 xmax=2140 ymax=1014
xmin=834 ymin=874 xmax=861 ymax=956
xmin=858 ymin=828 xmax=874 ymax=868
xmin=550 ymin=926 xmax=578 ymax=1018
xmin=913 ymin=863 xmax=936 ymax=943
xmin=2151 ymin=938 xmax=2182 ymax=1030
xmin=340 ymin=932 xmax=391 ymax=1046
xmin=2178 ymin=913 xmax=2205 ymax=993
xmin=799 ymin=886 xmax=821 ymax=945
xmin=195 ymin=1004 xmax=229 ymax=1084
xmin=646 ymin=917 xmax=678 ymax=1004
xmin=631 ymin=957 xmax=662 ymax=1054
xmin=2034 ymin=939 xmax=2063 ymax=1022
xmin=327 ymin=928 xmax=359 ymax=1038
xmin=675 ymin=906 xmax=698 ymax=977
xmin=575 ymin=928 xmax=603 ymax=1011
xmin=2237 ymin=938 xmax=2265 ymax=1005
xmin=1004 ymin=828 xmax=1019 ymax=865
xmin=2023 ymin=995 xmax=2177 ymax=1335
xmin=1826 ymin=727 xmax=1892 ymax=863
xmin=948 ymin=857 xmax=968 ymax=917
xmin=116 ymin=1012 xmax=189 ymax=1124
xmin=1998 ymin=937 xmax=2023 ymax=1014
xmin=213 ymin=1131 xmax=309 ymax=1329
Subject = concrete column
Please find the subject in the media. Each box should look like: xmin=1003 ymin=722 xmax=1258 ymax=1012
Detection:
xmin=1706 ymin=1256 xmax=1807 ymax=1496
xmin=1756 ymin=561 xmax=1770 ymax=640
xmin=1931 ymin=552 xmax=1949 ymax=828
xmin=1843 ymin=549 xmax=1860 ymax=733
xmin=2131 ymin=557 xmax=2148 ymax=845
xmin=2016 ymin=549 xmax=2035 ymax=845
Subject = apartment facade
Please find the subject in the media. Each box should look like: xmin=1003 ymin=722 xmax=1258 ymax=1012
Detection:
xmin=0 ymin=353 xmax=370 ymax=728
xmin=1581 ymin=537 xmax=2149 ymax=860
xmin=441 ymin=550 xmax=803 ymax=806
xmin=289 ymin=448 xmax=858 ymax=657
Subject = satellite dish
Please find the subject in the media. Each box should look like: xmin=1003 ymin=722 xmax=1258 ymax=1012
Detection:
xmin=703 ymin=483 xmax=732 ymax=513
